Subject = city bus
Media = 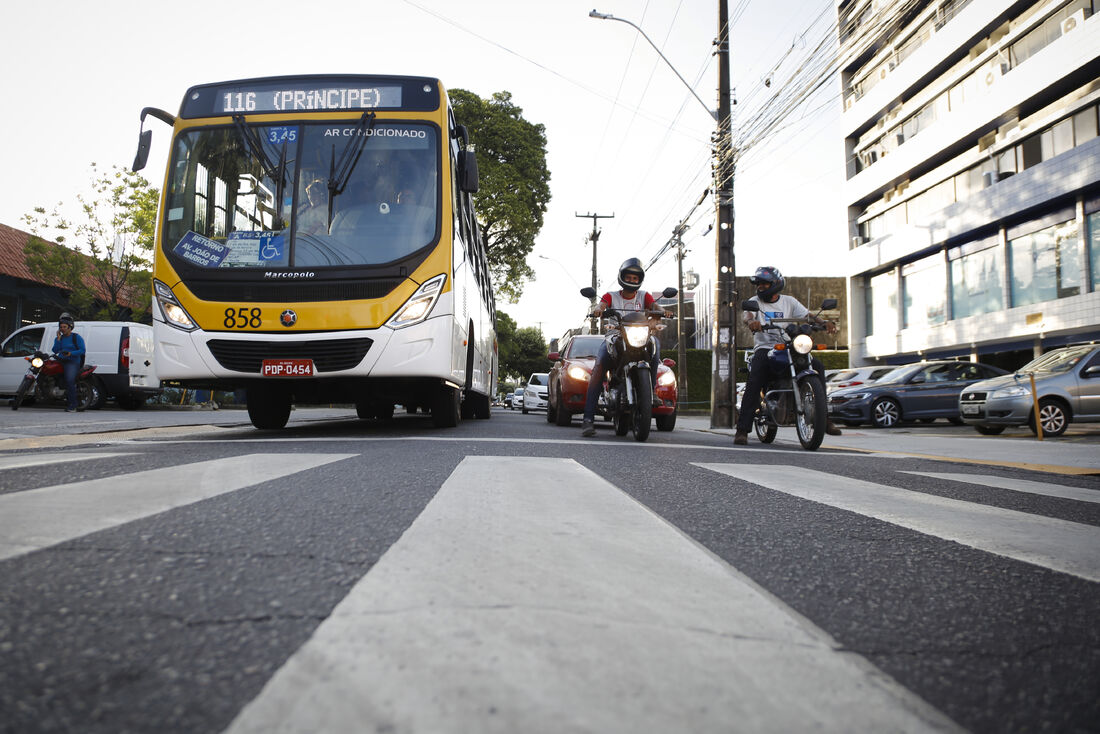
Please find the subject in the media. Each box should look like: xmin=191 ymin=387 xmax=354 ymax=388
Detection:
xmin=132 ymin=75 xmax=497 ymax=429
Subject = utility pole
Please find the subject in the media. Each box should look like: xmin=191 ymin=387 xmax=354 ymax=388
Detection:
xmin=711 ymin=0 xmax=737 ymax=429
xmin=673 ymin=225 xmax=689 ymax=400
xmin=575 ymin=212 xmax=614 ymax=294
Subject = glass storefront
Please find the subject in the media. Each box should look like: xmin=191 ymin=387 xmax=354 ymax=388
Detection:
xmin=902 ymin=257 xmax=946 ymax=328
xmin=949 ymin=239 xmax=1003 ymax=319
xmin=1009 ymin=218 xmax=1081 ymax=307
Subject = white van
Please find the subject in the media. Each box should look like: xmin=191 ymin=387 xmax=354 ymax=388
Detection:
xmin=0 ymin=321 xmax=160 ymax=409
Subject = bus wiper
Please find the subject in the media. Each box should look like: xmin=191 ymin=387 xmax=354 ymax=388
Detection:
xmin=232 ymin=114 xmax=289 ymax=229
xmin=327 ymin=111 xmax=378 ymax=225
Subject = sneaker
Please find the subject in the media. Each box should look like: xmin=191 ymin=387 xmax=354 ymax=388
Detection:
xmin=826 ymin=420 xmax=842 ymax=436
xmin=581 ymin=420 xmax=596 ymax=437
xmin=64 ymin=408 xmax=75 ymax=413
xmin=733 ymin=430 xmax=748 ymax=445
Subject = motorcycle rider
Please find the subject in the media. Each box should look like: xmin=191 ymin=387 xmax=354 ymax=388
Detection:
xmin=53 ymin=313 xmax=86 ymax=413
xmin=581 ymin=258 xmax=673 ymax=438
xmin=733 ymin=266 xmax=840 ymax=445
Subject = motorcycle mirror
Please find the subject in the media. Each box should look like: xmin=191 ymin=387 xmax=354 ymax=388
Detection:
xmin=580 ymin=286 xmax=597 ymax=299
xmin=662 ymin=287 xmax=678 ymax=298
xmin=820 ymin=298 xmax=838 ymax=310
xmin=547 ymin=352 xmax=560 ymax=361
xmin=741 ymin=300 xmax=760 ymax=311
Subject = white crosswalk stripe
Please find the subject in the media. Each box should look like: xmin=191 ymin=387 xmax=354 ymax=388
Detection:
xmin=901 ymin=471 xmax=1100 ymax=505
xmin=0 ymin=452 xmax=136 ymax=470
xmin=225 ymin=456 xmax=954 ymax=734
xmin=0 ymin=453 xmax=356 ymax=561
xmin=696 ymin=463 xmax=1100 ymax=582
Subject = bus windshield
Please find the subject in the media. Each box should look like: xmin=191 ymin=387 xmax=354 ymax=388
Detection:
xmin=163 ymin=121 xmax=439 ymax=269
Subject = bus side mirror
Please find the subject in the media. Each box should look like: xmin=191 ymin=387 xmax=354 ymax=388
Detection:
xmin=459 ymin=150 xmax=479 ymax=193
xmin=132 ymin=130 xmax=153 ymax=172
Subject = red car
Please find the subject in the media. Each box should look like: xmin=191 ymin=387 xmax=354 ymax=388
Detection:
xmin=546 ymin=334 xmax=679 ymax=431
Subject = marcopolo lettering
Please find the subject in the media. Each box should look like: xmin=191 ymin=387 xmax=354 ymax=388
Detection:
xmin=263 ymin=271 xmax=316 ymax=279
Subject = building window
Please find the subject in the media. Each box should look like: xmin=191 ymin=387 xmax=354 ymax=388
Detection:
xmin=1009 ymin=218 xmax=1082 ymax=307
xmin=902 ymin=257 xmax=947 ymax=328
xmin=1088 ymin=210 xmax=1100 ymax=290
xmin=949 ymin=241 xmax=1003 ymax=319
xmin=868 ymin=270 xmax=898 ymax=337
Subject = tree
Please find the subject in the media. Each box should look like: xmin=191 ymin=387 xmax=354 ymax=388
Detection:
xmin=22 ymin=163 xmax=158 ymax=320
xmin=450 ymin=89 xmax=551 ymax=303
xmin=496 ymin=310 xmax=548 ymax=381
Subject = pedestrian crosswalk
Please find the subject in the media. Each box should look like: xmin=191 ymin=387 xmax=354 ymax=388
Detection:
xmin=1 ymin=450 xmax=1096 ymax=732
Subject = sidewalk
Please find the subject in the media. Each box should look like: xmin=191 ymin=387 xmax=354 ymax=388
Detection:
xmin=677 ymin=414 xmax=1100 ymax=475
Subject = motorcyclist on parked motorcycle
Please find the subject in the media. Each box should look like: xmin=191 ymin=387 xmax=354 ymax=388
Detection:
xmin=733 ymin=266 xmax=840 ymax=445
xmin=52 ymin=313 xmax=86 ymax=413
xmin=581 ymin=258 xmax=674 ymax=437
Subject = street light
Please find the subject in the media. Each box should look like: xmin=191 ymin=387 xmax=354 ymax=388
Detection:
xmin=589 ymin=4 xmax=737 ymax=429
xmin=588 ymin=10 xmax=717 ymax=121
xmin=536 ymin=254 xmax=583 ymax=291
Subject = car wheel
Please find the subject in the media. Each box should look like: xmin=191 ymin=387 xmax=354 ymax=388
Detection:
xmin=974 ymin=424 xmax=1006 ymax=435
xmin=655 ymin=409 xmax=677 ymax=432
xmin=871 ymin=398 xmax=901 ymax=428
xmin=947 ymin=416 xmax=964 ymax=426
xmin=554 ymin=393 xmax=572 ymax=426
xmin=1029 ymin=399 xmax=1069 ymax=438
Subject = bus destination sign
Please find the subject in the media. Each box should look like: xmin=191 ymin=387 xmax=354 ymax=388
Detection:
xmin=216 ymin=83 xmax=403 ymax=114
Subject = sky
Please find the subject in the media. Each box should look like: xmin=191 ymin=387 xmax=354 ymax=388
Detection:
xmin=0 ymin=0 xmax=847 ymax=342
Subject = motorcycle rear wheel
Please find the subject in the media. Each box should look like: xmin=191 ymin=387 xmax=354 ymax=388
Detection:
xmin=631 ymin=375 xmax=652 ymax=442
xmin=12 ymin=376 xmax=34 ymax=410
xmin=795 ymin=376 xmax=827 ymax=451
xmin=75 ymin=381 xmax=93 ymax=411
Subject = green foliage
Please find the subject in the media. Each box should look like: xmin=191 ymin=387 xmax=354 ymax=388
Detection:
xmin=449 ymin=89 xmax=551 ymax=304
xmin=679 ymin=348 xmax=850 ymax=409
xmin=22 ymin=163 xmax=158 ymax=320
xmin=496 ymin=310 xmax=548 ymax=381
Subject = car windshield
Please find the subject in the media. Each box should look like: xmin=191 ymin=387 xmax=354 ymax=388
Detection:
xmin=1017 ymin=346 xmax=1094 ymax=373
xmin=870 ymin=364 xmax=920 ymax=385
xmin=828 ymin=370 xmax=858 ymax=382
xmin=566 ymin=337 xmax=603 ymax=359
xmin=528 ymin=374 xmax=547 ymax=386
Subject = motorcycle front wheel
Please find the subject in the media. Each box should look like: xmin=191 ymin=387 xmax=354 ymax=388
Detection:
xmin=630 ymin=374 xmax=652 ymax=442
xmin=795 ymin=376 xmax=827 ymax=451
xmin=754 ymin=413 xmax=777 ymax=443
xmin=12 ymin=376 xmax=34 ymax=410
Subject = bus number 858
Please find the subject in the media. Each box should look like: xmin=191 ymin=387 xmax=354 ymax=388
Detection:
xmin=225 ymin=307 xmax=262 ymax=329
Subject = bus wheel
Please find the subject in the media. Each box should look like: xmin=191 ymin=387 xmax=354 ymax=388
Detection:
xmin=247 ymin=386 xmax=291 ymax=429
xmin=432 ymin=385 xmax=461 ymax=428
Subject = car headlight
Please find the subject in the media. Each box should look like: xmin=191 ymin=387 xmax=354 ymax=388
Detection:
xmin=623 ymin=324 xmax=649 ymax=348
xmin=387 ymin=274 xmax=446 ymax=328
xmin=154 ymin=279 xmax=198 ymax=331
xmin=657 ymin=370 xmax=676 ymax=387
xmin=841 ymin=392 xmax=872 ymax=401
xmin=991 ymin=386 xmax=1029 ymax=399
xmin=567 ymin=364 xmax=590 ymax=382
xmin=792 ymin=334 xmax=813 ymax=354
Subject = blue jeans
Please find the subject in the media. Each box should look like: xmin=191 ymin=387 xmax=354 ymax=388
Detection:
xmin=63 ymin=361 xmax=79 ymax=410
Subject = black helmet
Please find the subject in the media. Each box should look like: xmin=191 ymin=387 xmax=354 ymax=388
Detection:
xmin=58 ymin=313 xmax=75 ymax=328
xmin=750 ymin=266 xmax=785 ymax=301
xmin=617 ymin=258 xmax=645 ymax=294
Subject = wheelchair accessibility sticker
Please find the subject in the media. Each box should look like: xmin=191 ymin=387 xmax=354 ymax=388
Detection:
xmin=223 ymin=231 xmax=288 ymax=267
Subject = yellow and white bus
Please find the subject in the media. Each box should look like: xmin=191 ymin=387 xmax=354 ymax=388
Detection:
xmin=133 ymin=75 xmax=497 ymax=429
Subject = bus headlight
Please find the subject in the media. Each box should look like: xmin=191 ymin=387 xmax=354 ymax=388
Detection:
xmin=623 ymin=324 xmax=649 ymax=348
xmin=387 ymin=274 xmax=446 ymax=329
xmin=792 ymin=334 xmax=814 ymax=354
xmin=154 ymin=279 xmax=198 ymax=331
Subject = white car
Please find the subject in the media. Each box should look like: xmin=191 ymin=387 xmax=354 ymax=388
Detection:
xmin=522 ymin=372 xmax=549 ymax=413
xmin=825 ymin=366 xmax=897 ymax=393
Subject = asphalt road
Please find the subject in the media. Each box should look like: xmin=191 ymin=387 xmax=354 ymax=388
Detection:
xmin=0 ymin=404 xmax=1097 ymax=733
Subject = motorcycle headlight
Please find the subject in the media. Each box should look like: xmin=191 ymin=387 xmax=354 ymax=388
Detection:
xmin=154 ymin=279 xmax=198 ymax=331
xmin=792 ymin=334 xmax=814 ymax=354
xmin=657 ymin=370 xmax=676 ymax=387
xmin=624 ymin=324 xmax=649 ymax=348
xmin=567 ymin=364 xmax=590 ymax=382
xmin=30 ymin=356 xmax=45 ymax=369
xmin=387 ymin=274 xmax=446 ymax=328
xmin=991 ymin=386 xmax=1029 ymax=399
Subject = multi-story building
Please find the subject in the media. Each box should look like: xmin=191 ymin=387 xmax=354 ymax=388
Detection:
xmin=839 ymin=0 xmax=1100 ymax=370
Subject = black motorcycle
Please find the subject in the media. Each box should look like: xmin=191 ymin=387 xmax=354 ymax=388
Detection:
xmin=580 ymin=286 xmax=676 ymax=442
xmin=741 ymin=298 xmax=837 ymax=451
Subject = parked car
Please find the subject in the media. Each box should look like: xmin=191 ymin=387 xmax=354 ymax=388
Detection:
xmin=824 ymin=366 xmax=898 ymax=393
xmin=503 ymin=392 xmax=514 ymax=409
xmin=522 ymin=372 xmax=550 ymax=414
xmin=958 ymin=343 xmax=1100 ymax=437
xmin=828 ymin=359 xmax=1008 ymax=428
xmin=546 ymin=334 xmax=678 ymax=430
xmin=0 ymin=321 xmax=160 ymax=409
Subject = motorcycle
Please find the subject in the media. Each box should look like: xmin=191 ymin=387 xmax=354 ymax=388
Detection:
xmin=741 ymin=298 xmax=837 ymax=451
xmin=580 ymin=285 xmax=677 ymax=442
xmin=10 ymin=351 xmax=97 ymax=411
